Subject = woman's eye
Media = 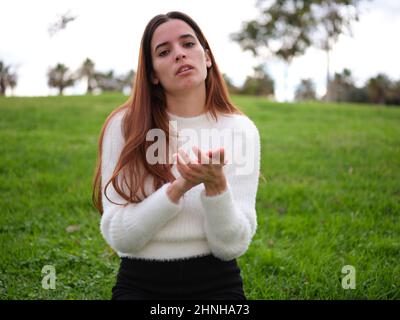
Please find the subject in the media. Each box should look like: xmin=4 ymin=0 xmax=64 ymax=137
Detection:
xmin=159 ymin=50 xmax=169 ymax=57
xmin=158 ymin=43 xmax=194 ymax=57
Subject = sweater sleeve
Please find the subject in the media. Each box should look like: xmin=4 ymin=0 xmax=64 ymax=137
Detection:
xmin=99 ymin=112 xmax=183 ymax=254
xmin=200 ymin=118 xmax=260 ymax=261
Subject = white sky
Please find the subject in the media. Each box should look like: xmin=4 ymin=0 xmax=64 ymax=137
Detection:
xmin=1 ymin=0 xmax=399 ymax=101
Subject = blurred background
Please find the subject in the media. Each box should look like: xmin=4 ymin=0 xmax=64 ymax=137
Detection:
xmin=1 ymin=0 xmax=400 ymax=104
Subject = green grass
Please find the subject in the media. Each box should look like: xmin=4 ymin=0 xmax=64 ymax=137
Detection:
xmin=0 ymin=94 xmax=399 ymax=299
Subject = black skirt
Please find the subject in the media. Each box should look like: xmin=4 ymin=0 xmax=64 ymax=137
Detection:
xmin=111 ymin=254 xmax=246 ymax=300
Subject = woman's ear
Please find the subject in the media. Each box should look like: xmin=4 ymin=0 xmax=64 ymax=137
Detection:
xmin=205 ymin=49 xmax=212 ymax=68
xmin=151 ymin=72 xmax=159 ymax=85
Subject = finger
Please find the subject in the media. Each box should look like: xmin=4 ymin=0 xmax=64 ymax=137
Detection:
xmin=176 ymin=154 xmax=191 ymax=178
xmin=187 ymin=161 xmax=203 ymax=173
xmin=219 ymin=147 xmax=225 ymax=165
xmin=176 ymin=152 xmax=200 ymax=177
xmin=177 ymin=161 xmax=202 ymax=183
xmin=192 ymin=146 xmax=210 ymax=165
xmin=176 ymin=153 xmax=188 ymax=172
xmin=210 ymin=147 xmax=225 ymax=165
xmin=178 ymin=148 xmax=191 ymax=165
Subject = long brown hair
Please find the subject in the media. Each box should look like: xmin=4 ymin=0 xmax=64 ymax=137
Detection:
xmin=92 ymin=11 xmax=243 ymax=214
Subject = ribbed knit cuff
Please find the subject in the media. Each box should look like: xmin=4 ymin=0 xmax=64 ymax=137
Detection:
xmin=159 ymin=182 xmax=184 ymax=211
xmin=200 ymin=183 xmax=238 ymax=226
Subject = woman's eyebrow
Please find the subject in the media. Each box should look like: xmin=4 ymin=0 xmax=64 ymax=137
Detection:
xmin=154 ymin=34 xmax=196 ymax=52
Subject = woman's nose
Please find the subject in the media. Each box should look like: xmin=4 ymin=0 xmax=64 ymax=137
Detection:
xmin=175 ymin=52 xmax=186 ymax=62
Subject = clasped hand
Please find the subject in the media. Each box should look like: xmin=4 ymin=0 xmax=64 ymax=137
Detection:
xmin=173 ymin=146 xmax=227 ymax=195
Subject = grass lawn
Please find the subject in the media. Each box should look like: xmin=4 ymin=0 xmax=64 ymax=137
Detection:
xmin=0 ymin=94 xmax=399 ymax=299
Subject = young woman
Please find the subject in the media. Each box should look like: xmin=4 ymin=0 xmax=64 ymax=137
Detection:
xmin=92 ymin=11 xmax=261 ymax=300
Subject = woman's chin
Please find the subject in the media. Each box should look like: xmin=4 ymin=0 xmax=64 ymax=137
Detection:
xmin=173 ymin=79 xmax=204 ymax=92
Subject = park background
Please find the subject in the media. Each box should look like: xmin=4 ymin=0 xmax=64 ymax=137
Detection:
xmin=0 ymin=0 xmax=399 ymax=299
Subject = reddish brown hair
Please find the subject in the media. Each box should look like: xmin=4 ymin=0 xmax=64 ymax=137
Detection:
xmin=92 ymin=11 xmax=243 ymax=214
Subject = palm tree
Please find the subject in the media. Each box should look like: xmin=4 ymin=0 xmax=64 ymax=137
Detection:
xmin=77 ymin=58 xmax=95 ymax=94
xmin=93 ymin=69 xmax=136 ymax=93
xmin=94 ymin=70 xmax=119 ymax=92
xmin=0 ymin=61 xmax=18 ymax=96
xmin=47 ymin=63 xmax=75 ymax=95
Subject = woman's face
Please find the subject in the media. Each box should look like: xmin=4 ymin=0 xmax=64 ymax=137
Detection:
xmin=150 ymin=19 xmax=212 ymax=94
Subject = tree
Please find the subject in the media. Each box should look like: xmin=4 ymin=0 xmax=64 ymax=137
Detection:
xmin=311 ymin=0 xmax=361 ymax=100
xmin=385 ymin=80 xmax=400 ymax=106
xmin=77 ymin=58 xmax=96 ymax=94
xmin=93 ymin=71 xmax=119 ymax=92
xmin=325 ymin=68 xmax=369 ymax=103
xmin=295 ymin=78 xmax=317 ymax=101
xmin=322 ymin=70 xmax=400 ymax=106
xmin=0 ymin=61 xmax=18 ymax=96
xmin=325 ymin=68 xmax=354 ymax=102
xmin=231 ymin=1 xmax=311 ymax=100
xmin=76 ymin=57 xmax=135 ymax=94
xmin=47 ymin=63 xmax=76 ymax=95
xmin=231 ymin=0 xmax=363 ymax=101
xmin=365 ymin=73 xmax=391 ymax=105
xmin=241 ymin=64 xmax=274 ymax=97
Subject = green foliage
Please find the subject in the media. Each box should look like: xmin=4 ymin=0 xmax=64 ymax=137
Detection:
xmin=47 ymin=63 xmax=76 ymax=96
xmin=295 ymin=78 xmax=317 ymax=101
xmin=0 ymin=61 xmax=17 ymax=96
xmin=232 ymin=0 xmax=362 ymax=62
xmin=241 ymin=65 xmax=275 ymax=97
xmin=0 ymin=94 xmax=399 ymax=299
xmin=366 ymin=74 xmax=400 ymax=105
xmin=326 ymin=69 xmax=400 ymax=105
xmin=47 ymin=60 xmax=135 ymax=96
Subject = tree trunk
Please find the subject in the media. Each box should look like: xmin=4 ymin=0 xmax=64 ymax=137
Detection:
xmin=86 ymin=76 xmax=93 ymax=95
xmin=0 ymin=78 xmax=5 ymax=96
xmin=283 ymin=61 xmax=289 ymax=102
xmin=326 ymin=47 xmax=330 ymax=101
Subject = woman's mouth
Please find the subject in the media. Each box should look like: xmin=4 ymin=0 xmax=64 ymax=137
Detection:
xmin=176 ymin=65 xmax=194 ymax=76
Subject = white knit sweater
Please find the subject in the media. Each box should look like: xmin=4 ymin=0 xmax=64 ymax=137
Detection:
xmin=100 ymin=109 xmax=260 ymax=261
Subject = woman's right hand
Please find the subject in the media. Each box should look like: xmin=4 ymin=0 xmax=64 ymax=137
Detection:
xmin=173 ymin=176 xmax=197 ymax=193
xmin=173 ymin=149 xmax=203 ymax=192
xmin=167 ymin=176 xmax=196 ymax=204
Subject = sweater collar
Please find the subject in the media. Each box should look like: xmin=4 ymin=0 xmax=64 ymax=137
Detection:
xmin=166 ymin=110 xmax=214 ymax=126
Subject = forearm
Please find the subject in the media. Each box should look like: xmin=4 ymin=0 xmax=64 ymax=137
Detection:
xmin=201 ymin=184 xmax=255 ymax=237
xmin=166 ymin=175 xmax=199 ymax=203
xmin=200 ymin=185 xmax=255 ymax=260
xmin=101 ymin=182 xmax=182 ymax=253
xmin=166 ymin=179 xmax=187 ymax=204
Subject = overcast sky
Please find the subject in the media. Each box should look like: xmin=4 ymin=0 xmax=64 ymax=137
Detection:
xmin=1 ymin=0 xmax=399 ymax=101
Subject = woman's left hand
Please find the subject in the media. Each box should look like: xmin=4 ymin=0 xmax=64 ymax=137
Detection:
xmin=174 ymin=146 xmax=227 ymax=196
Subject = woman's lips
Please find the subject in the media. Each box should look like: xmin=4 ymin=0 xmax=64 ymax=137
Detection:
xmin=176 ymin=65 xmax=194 ymax=76
xmin=176 ymin=68 xmax=194 ymax=76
